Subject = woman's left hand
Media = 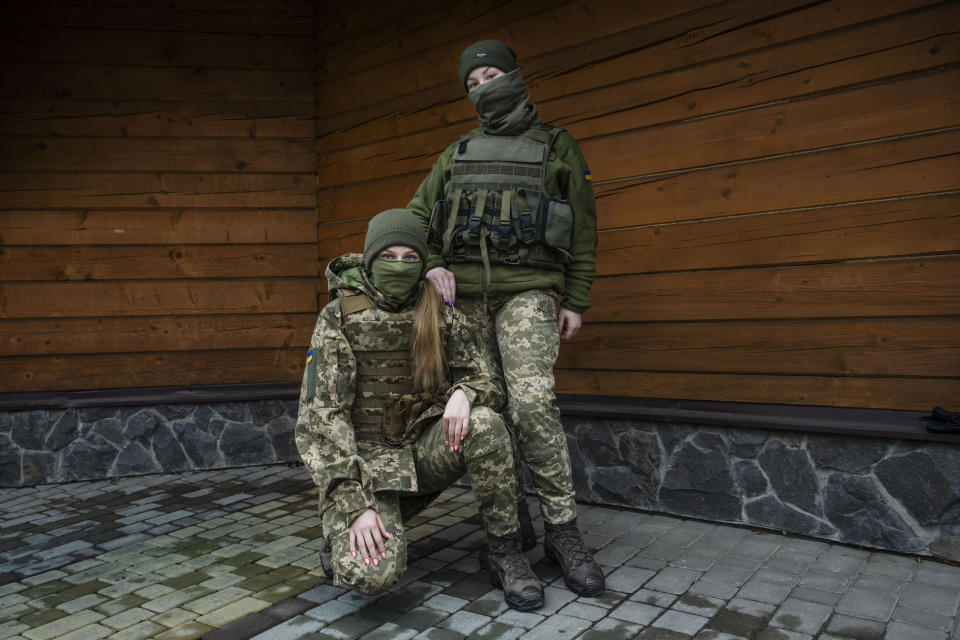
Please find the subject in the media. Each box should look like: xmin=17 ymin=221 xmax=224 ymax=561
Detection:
xmin=558 ymin=308 xmax=582 ymax=340
xmin=349 ymin=508 xmax=390 ymax=566
xmin=443 ymin=388 xmax=471 ymax=452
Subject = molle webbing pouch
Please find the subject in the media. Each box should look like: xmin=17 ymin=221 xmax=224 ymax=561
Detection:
xmin=386 ymin=393 xmax=436 ymax=445
xmin=351 ymin=347 xmax=421 ymax=445
xmin=351 ymin=391 xmax=434 ymax=446
xmin=441 ymin=126 xmax=572 ymax=272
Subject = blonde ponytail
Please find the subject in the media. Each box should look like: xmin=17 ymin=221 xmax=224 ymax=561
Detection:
xmin=412 ymin=286 xmax=446 ymax=392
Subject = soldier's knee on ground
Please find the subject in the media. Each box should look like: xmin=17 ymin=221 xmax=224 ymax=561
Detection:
xmin=330 ymin=528 xmax=407 ymax=595
xmin=462 ymin=406 xmax=511 ymax=459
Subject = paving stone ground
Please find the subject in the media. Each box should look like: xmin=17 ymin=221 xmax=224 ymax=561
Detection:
xmin=2 ymin=464 xmax=959 ymax=640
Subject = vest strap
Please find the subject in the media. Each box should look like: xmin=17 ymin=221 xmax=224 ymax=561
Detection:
xmin=355 ymin=350 xmax=409 ymax=360
xmin=539 ymin=127 xmax=563 ymax=179
xmin=468 ymin=187 xmax=487 ymax=239
xmin=441 ymin=187 xmax=463 ymax=258
xmin=353 ymin=424 xmax=384 ymax=441
xmin=353 ymin=397 xmax=386 ymax=409
xmin=340 ymin=292 xmax=375 ymax=316
xmin=357 ymin=365 xmax=410 ymax=376
xmin=352 ymin=411 xmax=382 ymax=423
xmin=523 ymin=126 xmax=554 ymax=144
xmin=356 ymin=381 xmax=414 ymax=393
xmin=494 ymin=189 xmax=513 ymax=250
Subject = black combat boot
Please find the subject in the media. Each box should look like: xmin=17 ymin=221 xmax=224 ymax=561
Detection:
xmin=478 ymin=499 xmax=537 ymax=568
xmin=543 ymin=518 xmax=604 ymax=597
xmin=487 ymin=531 xmax=544 ymax=611
xmin=319 ymin=539 xmax=334 ymax=580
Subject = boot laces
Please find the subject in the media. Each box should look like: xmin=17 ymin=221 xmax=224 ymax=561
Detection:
xmin=553 ymin=527 xmax=592 ymax=567
xmin=490 ymin=540 xmax=537 ymax=580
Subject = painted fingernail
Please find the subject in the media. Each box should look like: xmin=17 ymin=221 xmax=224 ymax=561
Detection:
xmin=381 ymin=552 xmax=386 ymax=558
xmin=364 ymin=558 xmax=369 ymax=565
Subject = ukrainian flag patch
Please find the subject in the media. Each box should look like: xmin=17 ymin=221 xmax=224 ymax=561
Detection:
xmin=584 ymin=170 xmax=592 ymax=181
xmin=304 ymin=349 xmax=317 ymax=400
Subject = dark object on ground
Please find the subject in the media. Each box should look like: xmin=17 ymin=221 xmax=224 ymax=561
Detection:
xmin=924 ymin=406 xmax=960 ymax=434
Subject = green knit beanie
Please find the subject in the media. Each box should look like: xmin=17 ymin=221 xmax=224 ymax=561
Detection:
xmin=362 ymin=209 xmax=428 ymax=270
xmin=458 ymin=40 xmax=519 ymax=91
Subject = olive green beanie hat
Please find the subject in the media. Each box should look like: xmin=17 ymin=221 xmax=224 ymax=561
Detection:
xmin=458 ymin=39 xmax=519 ymax=90
xmin=362 ymin=209 xmax=428 ymax=270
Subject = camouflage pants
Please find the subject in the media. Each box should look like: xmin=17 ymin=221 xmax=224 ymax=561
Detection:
xmin=323 ymin=405 xmax=517 ymax=594
xmin=459 ymin=290 xmax=578 ymax=525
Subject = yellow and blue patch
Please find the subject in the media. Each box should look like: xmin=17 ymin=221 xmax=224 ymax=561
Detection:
xmin=306 ymin=349 xmax=313 ymax=364
xmin=583 ymin=169 xmax=592 ymax=181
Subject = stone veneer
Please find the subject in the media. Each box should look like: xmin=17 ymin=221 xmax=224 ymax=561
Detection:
xmin=2 ymin=400 xmax=958 ymax=562
xmin=0 ymin=400 xmax=297 ymax=487
xmin=563 ymin=416 xmax=960 ymax=563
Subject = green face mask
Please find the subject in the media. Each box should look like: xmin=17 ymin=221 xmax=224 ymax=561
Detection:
xmin=468 ymin=69 xmax=533 ymax=136
xmin=370 ymin=259 xmax=422 ymax=306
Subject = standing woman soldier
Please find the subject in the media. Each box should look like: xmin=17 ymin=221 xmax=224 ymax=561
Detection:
xmin=407 ymin=41 xmax=604 ymax=596
xmin=296 ymin=209 xmax=544 ymax=610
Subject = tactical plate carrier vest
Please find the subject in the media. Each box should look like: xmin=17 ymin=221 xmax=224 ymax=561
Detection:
xmin=427 ymin=126 xmax=575 ymax=287
xmin=338 ymin=292 xmax=432 ymax=446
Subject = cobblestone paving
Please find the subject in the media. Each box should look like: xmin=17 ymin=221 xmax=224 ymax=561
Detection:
xmin=2 ymin=464 xmax=959 ymax=639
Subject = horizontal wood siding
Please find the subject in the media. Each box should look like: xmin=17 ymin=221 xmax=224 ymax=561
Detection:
xmin=0 ymin=2 xmax=319 ymax=392
xmin=3 ymin=1 xmax=956 ymax=410
xmin=315 ymin=0 xmax=960 ymax=411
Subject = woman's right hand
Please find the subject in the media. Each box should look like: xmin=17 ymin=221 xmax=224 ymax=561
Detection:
xmin=426 ymin=266 xmax=457 ymax=305
xmin=349 ymin=508 xmax=390 ymax=566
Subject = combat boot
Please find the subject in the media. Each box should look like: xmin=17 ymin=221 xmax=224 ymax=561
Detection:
xmin=478 ymin=498 xmax=537 ymax=568
xmin=487 ymin=531 xmax=543 ymax=611
xmin=543 ymin=518 xmax=604 ymax=597
xmin=319 ymin=539 xmax=334 ymax=581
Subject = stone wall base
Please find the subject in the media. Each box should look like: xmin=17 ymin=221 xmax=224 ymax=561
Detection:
xmin=562 ymin=416 xmax=960 ymax=563
xmin=0 ymin=400 xmax=298 ymax=486
xmin=3 ymin=401 xmax=958 ymax=562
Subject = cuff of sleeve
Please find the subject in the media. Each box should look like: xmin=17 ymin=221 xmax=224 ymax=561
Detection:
xmin=345 ymin=505 xmax=374 ymax=526
xmin=332 ymin=481 xmax=376 ymax=517
xmin=451 ymin=384 xmax=478 ymax=406
xmin=427 ymin=258 xmax=447 ymax=271
xmin=561 ymin=299 xmax=589 ymax=314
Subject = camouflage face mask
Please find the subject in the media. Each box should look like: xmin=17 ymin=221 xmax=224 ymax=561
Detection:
xmin=370 ymin=259 xmax=423 ymax=306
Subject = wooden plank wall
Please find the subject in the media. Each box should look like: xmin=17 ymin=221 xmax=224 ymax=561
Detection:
xmin=0 ymin=0 xmax=320 ymax=392
xmin=315 ymin=0 xmax=960 ymax=411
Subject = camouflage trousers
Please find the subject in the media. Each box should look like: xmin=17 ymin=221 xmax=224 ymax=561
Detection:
xmin=323 ymin=405 xmax=517 ymax=594
xmin=459 ymin=290 xmax=578 ymax=525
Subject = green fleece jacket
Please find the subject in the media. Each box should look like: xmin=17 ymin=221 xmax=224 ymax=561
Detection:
xmin=406 ymin=111 xmax=598 ymax=313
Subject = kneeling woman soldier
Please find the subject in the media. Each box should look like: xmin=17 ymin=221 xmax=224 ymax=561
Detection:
xmin=295 ymin=209 xmax=543 ymax=610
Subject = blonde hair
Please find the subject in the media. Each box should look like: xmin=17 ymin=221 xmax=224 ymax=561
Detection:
xmin=411 ymin=286 xmax=446 ymax=392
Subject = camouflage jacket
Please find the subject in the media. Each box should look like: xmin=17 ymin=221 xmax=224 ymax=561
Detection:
xmin=295 ymin=253 xmax=505 ymax=522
